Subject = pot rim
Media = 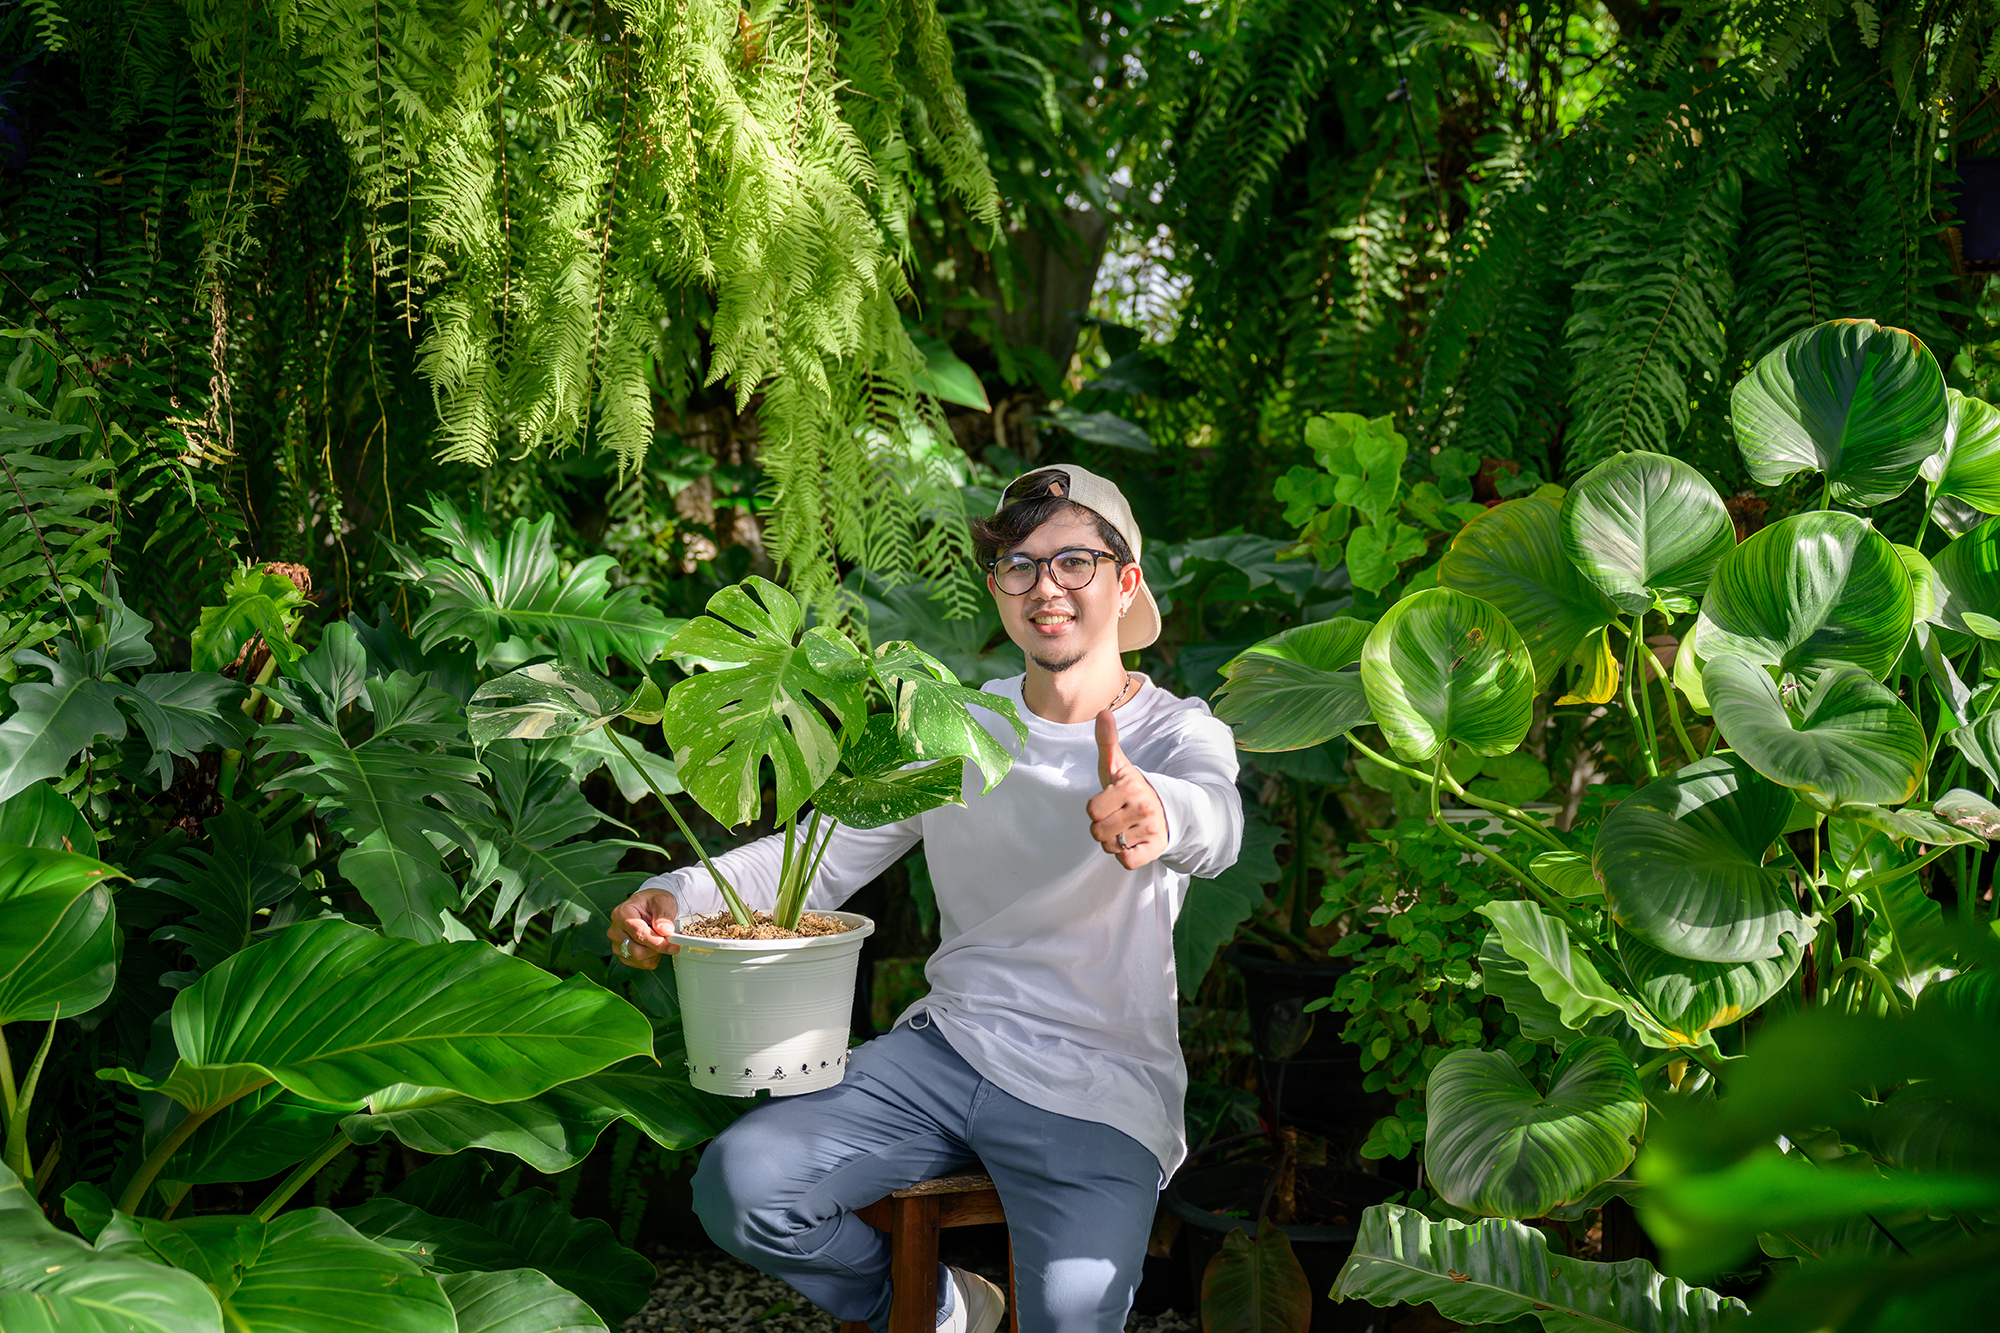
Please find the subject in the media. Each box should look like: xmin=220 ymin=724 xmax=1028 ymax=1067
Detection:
xmin=670 ymin=910 xmax=876 ymax=955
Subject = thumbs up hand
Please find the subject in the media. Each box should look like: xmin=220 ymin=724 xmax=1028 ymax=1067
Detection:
xmin=1089 ymin=709 xmax=1167 ymax=869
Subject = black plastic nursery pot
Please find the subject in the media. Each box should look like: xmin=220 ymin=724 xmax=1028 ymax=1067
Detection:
xmin=1162 ymin=1162 xmax=1400 ymax=1333
xmin=1227 ymin=947 xmax=1377 ymax=1140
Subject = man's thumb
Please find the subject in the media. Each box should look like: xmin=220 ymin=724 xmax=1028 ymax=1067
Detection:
xmin=1096 ymin=709 xmax=1122 ymax=786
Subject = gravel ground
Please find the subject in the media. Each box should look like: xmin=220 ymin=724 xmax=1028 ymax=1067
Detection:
xmin=622 ymin=1251 xmax=1201 ymax=1332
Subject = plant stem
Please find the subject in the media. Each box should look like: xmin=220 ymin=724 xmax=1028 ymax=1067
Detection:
xmin=1621 ymin=619 xmax=1661 ymax=780
xmin=0 ymin=1029 xmax=16 ymax=1169
xmin=117 ymin=1082 xmax=264 ymax=1214
xmin=4 ymin=1018 xmax=58 ymax=1183
xmin=1345 ymin=732 xmax=1565 ymax=854
xmin=604 ymin=729 xmax=752 ymax=928
xmin=1629 ymin=627 xmax=1699 ymax=765
xmin=252 ymin=1132 xmax=351 ymax=1222
xmin=1426 ymin=751 xmax=1539 ymax=898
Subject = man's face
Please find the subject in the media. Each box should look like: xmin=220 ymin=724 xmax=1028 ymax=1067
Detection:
xmin=989 ymin=509 xmax=1133 ymax=675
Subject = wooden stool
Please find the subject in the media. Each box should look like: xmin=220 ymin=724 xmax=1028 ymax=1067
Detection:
xmin=836 ymin=1172 xmax=1019 ymax=1333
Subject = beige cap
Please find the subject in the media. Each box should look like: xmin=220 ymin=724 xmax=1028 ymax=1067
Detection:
xmin=995 ymin=464 xmax=1162 ymax=651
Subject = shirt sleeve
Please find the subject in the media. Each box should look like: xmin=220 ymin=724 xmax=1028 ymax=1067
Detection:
xmin=638 ymin=812 xmax=923 ymax=921
xmin=1137 ymin=708 xmax=1244 ymax=882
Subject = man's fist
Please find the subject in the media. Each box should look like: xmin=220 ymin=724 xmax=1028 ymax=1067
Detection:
xmin=1088 ymin=709 xmax=1166 ymax=869
xmin=607 ymin=888 xmax=681 ymax=969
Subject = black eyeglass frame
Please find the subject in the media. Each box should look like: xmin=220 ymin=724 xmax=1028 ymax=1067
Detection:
xmin=985 ymin=547 xmax=1123 ymax=595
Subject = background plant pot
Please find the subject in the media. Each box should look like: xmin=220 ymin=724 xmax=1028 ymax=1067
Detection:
xmin=1227 ymin=946 xmax=1376 ymax=1140
xmin=672 ymin=911 xmax=876 ymax=1097
xmin=1163 ymin=1161 xmax=1400 ymax=1332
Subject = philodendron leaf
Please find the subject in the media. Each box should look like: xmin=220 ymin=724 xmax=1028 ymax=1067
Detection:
xmin=97 ymin=919 xmax=651 ymax=1119
xmin=1704 ymin=656 xmax=1926 ymax=810
xmin=0 ymin=641 xmax=128 ymax=803
xmin=0 ymin=847 xmax=123 ymax=1024
xmin=869 ymin=641 xmax=1024 ymax=790
xmin=1922 ymin=389 xmax=2000 ymax=518
xmin=440 ymin=1269 xmax=608 ymax=1333
xmin=1730 ymin=318 xmax=1948 ymax=507
xmin=1561 ymin=452 xmax=1735 ymax=614
xmin=813 ymin=716 xmax=967 ymax=830
xmin=1929 ymin=511 xmax=2000 ymax=639
xmin=1594 ymin=754 xmax=1808 ymax=964
xmin=1438 ymin=496 xmax=1618 ymax=693
xmin=1360 ymin=588 xmax=1535 ymax=763
xmin=661 ymin=577 xmax=868 ymax=826
xmin=0 ymin=1163 xmax=223 ymax=1333
xmin=1615 ymin=927 xmax=1802 ymax=1046
xmin=1199 ymin=1217 xmax=1312 ymax=1333
xmin=169 ymin=1087 xmax=357 ymax=1185
xmin=1332 ymin=1202 xmax=1746 ymax=1332
xmin=1213 ymin=617 xmax=1374 ymax=752
xmin=467 ymin=662 xmax=664 ymax=745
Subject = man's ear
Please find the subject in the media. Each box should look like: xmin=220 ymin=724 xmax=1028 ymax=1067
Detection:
xmin=1121 ymin=562 xmax=1144 ymax=597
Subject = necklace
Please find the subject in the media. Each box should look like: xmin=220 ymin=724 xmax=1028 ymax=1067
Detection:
xmin=1108 ymin=672 xmax=1138 ymax=712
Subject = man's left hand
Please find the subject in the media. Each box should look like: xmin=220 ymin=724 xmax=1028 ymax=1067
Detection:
xmin=1089 ymin=709 xmax=1167 ymax=869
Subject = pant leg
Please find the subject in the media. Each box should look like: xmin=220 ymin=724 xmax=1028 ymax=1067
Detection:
xmin=691 ymin=1023 xmax=983 ymax=1329
xmin=963 ymin=1077 xmax=1164 ymax=1333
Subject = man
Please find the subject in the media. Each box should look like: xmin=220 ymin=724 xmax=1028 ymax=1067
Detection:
xmin=607 ymin=465 xmax=1243 ymax=1333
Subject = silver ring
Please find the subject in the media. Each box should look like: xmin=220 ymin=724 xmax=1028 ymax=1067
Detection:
xmin=1116 ymin=833 xmax=1130 ymax=851
xmin=617 ymin=937 xmax=633 ymax=960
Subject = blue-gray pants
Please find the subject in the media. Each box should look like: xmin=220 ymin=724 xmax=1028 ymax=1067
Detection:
xmin=691 ymin=1019 xmax=1163 ymax=1332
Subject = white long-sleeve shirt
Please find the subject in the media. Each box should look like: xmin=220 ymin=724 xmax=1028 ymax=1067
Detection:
xmin=643 ymin=672 xmax=1244 ymax=1176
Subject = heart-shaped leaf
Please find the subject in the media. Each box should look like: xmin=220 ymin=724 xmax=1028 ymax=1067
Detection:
xmin=1561 ymin=452 xmax=1735 ymax=614
xmin=1949 ymin=713 xmax=2000 ymax=790
xmin=1694 ymin=510 xmax=1912 ymax=683
xmin=1922 ymin=390 xmax=2000 ymax=519
xmin=1424 ymin=1038 xmax=1646 ymax=1218
xmin=0 ymin=847 xmax=123 ymax=1024
xmin=1199 ymin=1217 xmax=1312 ymax=1333
xmin=1438 ymin=497 xmax=1618 ymax=693
xmin=1212 ymin=618 xmax=1374 ymax=751
xmin=440 ymin=1269 xmax=608 ymax=1333
xmin=1730 ymin=319 xmax=1948 ymax=506
xmin=1615 ymin=927 xmax=1802 ymax=1046
xmin=1593 ymin=755 xmax=1806 ymax=963
xmin=1476 ymin=901 xmax=1637 ymax=1034
xmin=661 ymin=578 xmax=868 ymax=826
xmin=1929 ymin=512 xmax=2000 ymax=639
xmin=1530 ymin=850 xmax=1601 ymax=899
xmin=1704 ymin=657 xmax=1926 ymax=810
xmin=1360 ymin=588 xmax=1535 ymax=763
xmin=467 ymin=663 xmax=663 ymax=745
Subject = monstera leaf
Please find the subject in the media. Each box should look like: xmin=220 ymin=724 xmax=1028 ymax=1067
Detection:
xmin=0 ymin=847 xmax=122 ymax=1024
xmin=116 ymin=672 xmax=253 ymax=787
xmin=1694 ymin=511 xmax=1913 ymax=683
xmin=812 ymin=716 xmax=967 ymax=831
xmin=1439 ymin=496 xmax=1619 ymax=695
xmin=1212 ymin=618 xmax=1374 ymax=752
xmin=1561 ymin=453 xmax=1736 ymax=615
xmin=466 ymin=663 xmax=663 ymax=745
xmin=1730 ymin=319 xmax=1949 ymax=507
xmin=1424 ymin=1038 xmax=1646 ymax=1218
xmin=1360 ymin=588 xmax=1536 ymax=763
xmin=1704 ymin=657 xmax=1926 ymax=810
xmin=1922 ymin=390 xmax=2000 ymax=520
xmin=869 ymin=642 xmax=1024 ymax=788
xmin=1593 ymin=755 xmax=1806 ymax=963
xmin=661 ymin=577 xmax=869 ymax=827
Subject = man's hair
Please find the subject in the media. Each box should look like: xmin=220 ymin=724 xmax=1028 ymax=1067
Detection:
xmin=970 ymin=468 xmax=1134 ymax=568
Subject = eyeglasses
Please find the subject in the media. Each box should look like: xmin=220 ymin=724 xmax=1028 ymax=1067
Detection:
xmin=988 ymin=547 xmax=1120 ymax=596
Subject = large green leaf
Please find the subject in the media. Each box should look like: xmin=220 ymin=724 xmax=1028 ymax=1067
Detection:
xmin=1704 ymin=657 xmax=1926 ymax=810
xmin=464 ymin=742 xmax=643 ymax=939
xmin=466 ymin=662 xmax=663 ymax=745
xmin=1730 ymin=319 xmax=1948 ymax=506
xmin=0 ymin=641 xmax=127 ymax=803
xmin=1360 ymin=588 xmax=1535 ymax=763
xmin=1694 ymin=510 xmax=1913 ymax=683
xmin=98 ymin=919 xmax=651 ymax=1118
xmin=1560 ymin=453 xmax=1735 ymax=614
xmin=812 ymin=715 xmax=967 ymax=830
xmin=190 ymin=564 xmax=311 ymax=676
xmin=1332 ymin=1202 xmax=1746 ymax=1332
xmin=148 ymin=802 xmax=304 ymax=975
xmin=1211 ymin=618 xmax=1374 ymax=752
xmin=1615 ymin=927 xmax=1801 ymax=1045
xmin=0 ymin=846 xmax=122 ymax=1023
xmin=0 ymin=780 xmax=92 ymax=851
xmin=1593 ymin=754 xmax=1806 ymax=963
xmin=869 ymin=641 xmax=1024 ymax=789
xmin=116 ymin=672 xmax=252 ymax=788
xmin=1921 ymin=389 xmax=2000 ymax=520
xmin=1438 ymin=496 xmax=1618 ymax=693
xmin=391 ymin=496 xmax=678 ymax=672
xmin=1475 ymin=931 xmax=1631 ymax=1051
xmin=1949 ymin=712 xmax=2000 ymax=790
xmin=1475 ymin=900 xmax=1665 ymax=1043
xmin=1174 ymin=808 xmax=1284 ymax=1000
xmin=169 ymin=1086 xmax=356 ymax=1184
xmin=439 ymin=1269 xmax=608 ymax=1333
xmin=1929 ymin=511 xmax=2000 ymax=639
xmin=661 ymin=577 xmax=869 ymax=826
xmin=1424 ymin=1038 xmax=1645 ymax=1218
xmin=1199 ymin=1218 xmax=1311 ymax=1333
xmin=0 ymin=1163 xmax=223 ymax=1333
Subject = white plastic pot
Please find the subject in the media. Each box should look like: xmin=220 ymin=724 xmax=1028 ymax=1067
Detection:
xmin=671 ymin=911 xmax=876 ymax=1098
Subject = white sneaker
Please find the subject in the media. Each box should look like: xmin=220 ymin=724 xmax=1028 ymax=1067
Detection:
xmin=937 ymin=1265 xmax=1006 ymax=1333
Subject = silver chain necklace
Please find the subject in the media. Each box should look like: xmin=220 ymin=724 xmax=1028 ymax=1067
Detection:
xmin=1108 ymin=672 xmax=1138 ymax=712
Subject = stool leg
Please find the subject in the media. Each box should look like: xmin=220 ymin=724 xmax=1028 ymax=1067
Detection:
xmin=889 ymin=1195 xmax=942 ymax=1333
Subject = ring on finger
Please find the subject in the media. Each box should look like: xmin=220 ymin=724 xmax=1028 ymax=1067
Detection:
xmin=1115 ymin=832 xmax=1130 ymax=851
xmin=617 ymin=937 xmax=634 ymax=961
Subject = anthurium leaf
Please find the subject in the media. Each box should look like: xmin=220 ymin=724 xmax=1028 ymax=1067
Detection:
xmin=813 ymin=716 xmax=966 ymax=830
xmin=1730 ymin=318 xmax=1949 ymax=507
xmin=0 ymin=642 xmax=128 ymax=803
xmin=1360 ymin=588 xmax=1536 ymax=762
xmin=1614 ymin=927 xmax=1801 ymax=1046
xmin=1332 ymin=1202 xmax=1747 ymax=1332
xmin=1560 ymin=452 xmax=1735 ymax=615
xmin=661 ymin=577 xmax=868 ymax=827
xmin=1922 ymin=389 xmax=2000 ymax=518
xmin=439 ymin=1269 xmax=608 ymax=1333
xmin=1175 ymin=807 xmax=1284 ymax=1000
xmin=0 ymin=781 xmax=91 ymax=851
xmin=1695 ymin=510 xmax=1913 ymax=683
xmin=1439 ymin=496 xmax=1618 ymax=693
xmin=97 ymin=918 xmax=651 ymax=1115
xmin=1530 ymin=851 xmax=1601 ymax=900
xmin=1831 ymin=823 xmax=1953 ymax=990
xmin=1212 ymin=617 xmax=1374 ymax=751
xmin=1424 ymin=1038 xmax=1646 ymax=1218
xmin=1929 ymin=512 xmax=2000 ymax=638
xmin=189 ymin=564 xmax=310 ymax=675
xmin=1934 ymin=788 xmax=2000 ymax=842
xmin=0 ymin=847 xmax=122 ymax=1023
xmin=467 ymin=662 xmax=663 ymax=745
xmin=1199 ymin=1217 xmax=1312 ymax=1333
xmin=1475 ymin=901 xmax=1669 ymax=1045
xmin=0 ymin=1163 xmax=224 ymax=1333
xmin=1704 ymin=657 xmax=1926 ymax=809
xmin=869 ymin=641 xmax=1024 ymax=790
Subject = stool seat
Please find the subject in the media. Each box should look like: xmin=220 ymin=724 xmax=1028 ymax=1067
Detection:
xmin=837 ymin=1173 xmax=1018 ymax=1333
